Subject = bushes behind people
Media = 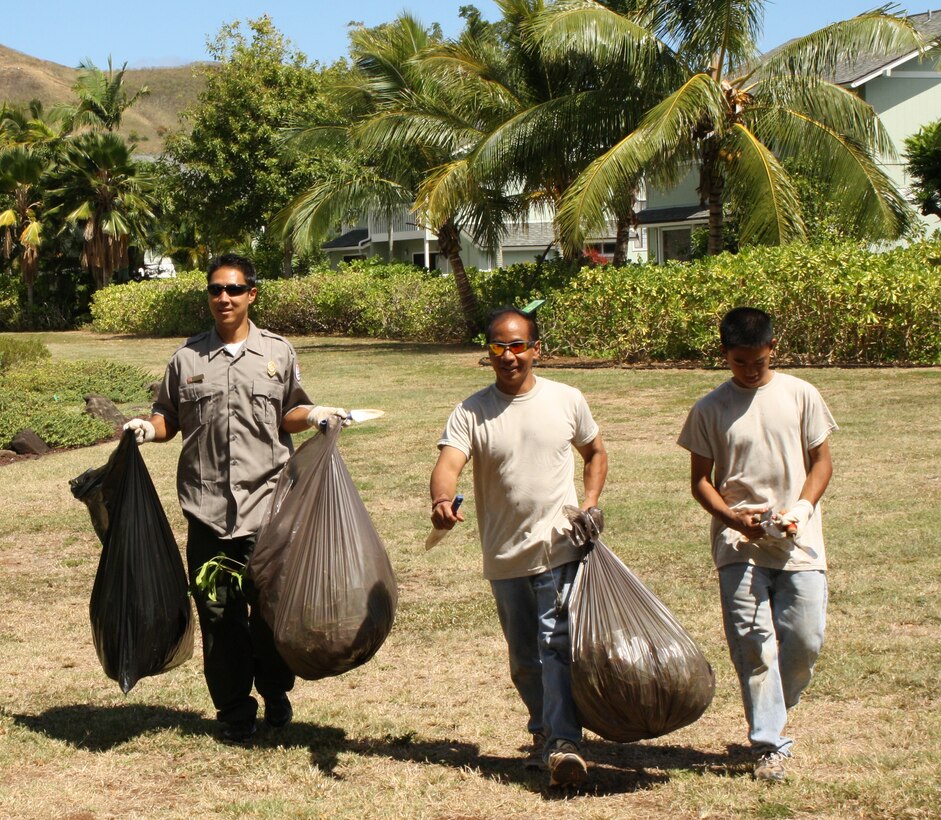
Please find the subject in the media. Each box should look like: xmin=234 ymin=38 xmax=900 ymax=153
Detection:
xmin=88 ymin=240 xmax=941 ymax=364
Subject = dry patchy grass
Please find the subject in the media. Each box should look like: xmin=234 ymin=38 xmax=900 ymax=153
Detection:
xmin=0 ymin=332 xmax=939 ymax=818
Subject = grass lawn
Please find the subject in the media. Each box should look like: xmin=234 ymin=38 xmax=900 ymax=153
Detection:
xmin=1 ymin=331 xmax=939 ymax=819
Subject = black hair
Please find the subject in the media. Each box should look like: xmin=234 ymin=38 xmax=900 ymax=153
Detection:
xmin=719 ymin=307 xmax=774 ymax=349
xmin=207 ymin=253 xmax=257 ymax=287
xmin=485 ymin=306 xmax=540 ymax=343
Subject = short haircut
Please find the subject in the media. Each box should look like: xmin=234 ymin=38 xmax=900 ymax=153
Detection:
xmin=207 ymin=253 xmax=257 ymax=287
xmin=486 ymin=306 xmax=540 ymax=342
xmin=720 ymin=307 xmax=773 ymax=349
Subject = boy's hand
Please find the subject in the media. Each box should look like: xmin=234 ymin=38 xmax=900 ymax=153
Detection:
xmin=123 ymin=418 xmax=155 ymax=444
xmin=778 ymin=499 xmax=814 ymax=537
xmin=431 ymin=497 xmax=465 ymax=530
xmin=728 ymin=508 xmax=768 ymax=541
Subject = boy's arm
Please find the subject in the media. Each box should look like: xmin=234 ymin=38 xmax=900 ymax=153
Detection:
xmin=798 ymin=438 xmax=833 ymax=506
xmin=690 ymin=452 xmax=766 ymax=541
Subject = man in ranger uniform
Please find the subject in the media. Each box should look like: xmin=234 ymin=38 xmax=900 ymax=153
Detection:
xmin=125 ymin=253 xmax=346 ymax=743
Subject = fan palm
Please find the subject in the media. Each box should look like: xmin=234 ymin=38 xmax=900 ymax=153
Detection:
xmin=50 ymin=132 xmax=155 ymax=289
xmin=540 ymin=0 xmax=924 ymax=255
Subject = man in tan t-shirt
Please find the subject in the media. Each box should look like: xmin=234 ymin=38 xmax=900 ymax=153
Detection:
xmin=678 ymin=307 xmax=837 ymax=783
xmin=124 ymin=253 xmax=347 ymax=743
xmin=429 ymin=307 xmax=607 ymax=789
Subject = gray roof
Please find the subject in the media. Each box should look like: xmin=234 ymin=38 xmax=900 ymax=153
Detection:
xmin=322 ymin=228 xmax=369 ymax=250
xmin=761 ymin=10 xmax=941 ymax=86
xmin=636 ymin=205 xmax=708 ymax=225
xmin=831 ymin=10 xmax=941 ymax=86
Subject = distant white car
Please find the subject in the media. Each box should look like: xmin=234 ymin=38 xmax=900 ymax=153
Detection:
xmin=135 ymin=256 xmax=176 ymax=280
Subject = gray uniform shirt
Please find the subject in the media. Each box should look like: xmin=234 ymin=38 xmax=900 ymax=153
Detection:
xmin=153 ymin=321 xmax=312 ymax=538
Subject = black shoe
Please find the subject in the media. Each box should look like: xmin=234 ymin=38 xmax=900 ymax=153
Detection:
xmin=264 ymin=693 xmax=293 ymax=728
xmin=220 ymin=719 xmax=257 ymax=744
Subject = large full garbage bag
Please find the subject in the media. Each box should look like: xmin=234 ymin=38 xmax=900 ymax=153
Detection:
xmin=70 ymin=430 xmax=193 ymax=693
xmin=247 ymin=416 xmax=398 ymax=680
xmin=568 ymin=536 xmax=715 ymax=742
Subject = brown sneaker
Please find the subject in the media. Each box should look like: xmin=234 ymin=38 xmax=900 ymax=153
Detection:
xmin=547 ymin=740 xmax=588 ymax=788
xmin=754 ymin=751 xmax=788 ymax=782
xmin=523 ymin=731 xmax=547 ymax=770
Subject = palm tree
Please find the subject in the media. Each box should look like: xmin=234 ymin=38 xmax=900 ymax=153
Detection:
xmin=72 ymin=57 xmax=150 ymax=133
xmin=540 ymin=0 xmax=924 ymax=255
xmin=50 ymin=132 xmax=155 ymax=289
xmin=0 ymin=146 xmax=47 ymax=306
xmin=279 ymin=14 xmax=512 ymax=333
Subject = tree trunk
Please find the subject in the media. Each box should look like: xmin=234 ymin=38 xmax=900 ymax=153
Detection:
xmin=437 ymin=220 xmax=479 ymax=337
xmin=699 ymin=149 xmax=725 ymax=256
xmin=281 ymin=240 xmax=294 ymax=278
xmin=613 ymin=202 xmax=635 ymax=266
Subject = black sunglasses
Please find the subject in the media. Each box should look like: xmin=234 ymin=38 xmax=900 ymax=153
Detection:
xmin=207 ymin=283 xmax=251 ymax=297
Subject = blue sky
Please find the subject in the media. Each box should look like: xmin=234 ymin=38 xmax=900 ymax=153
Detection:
xmin=3 ymin=1 xmax=923 ymax=69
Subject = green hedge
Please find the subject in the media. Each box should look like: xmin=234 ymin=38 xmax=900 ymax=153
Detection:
xmin=540 ymin=241 xmax=941 ymax=363
xmin=0 ymin=391 xmax=114 ymax=449
xmin=88 ymin=240 xmax=941 ymax=364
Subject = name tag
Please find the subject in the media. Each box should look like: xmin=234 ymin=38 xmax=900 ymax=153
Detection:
xmin=186 ymin=374 xmax=204 ymax=384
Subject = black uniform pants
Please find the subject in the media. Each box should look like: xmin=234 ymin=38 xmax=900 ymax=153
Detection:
xmin=186 ymin=516 xmax=295 ymax=724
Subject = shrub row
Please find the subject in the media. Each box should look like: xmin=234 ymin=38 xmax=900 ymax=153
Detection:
xmin=88 ymin=240 xmax=941 ymax=364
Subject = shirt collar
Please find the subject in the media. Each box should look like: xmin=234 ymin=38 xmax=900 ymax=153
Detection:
xmin=207 ymin=321 xmax=263 ymax=360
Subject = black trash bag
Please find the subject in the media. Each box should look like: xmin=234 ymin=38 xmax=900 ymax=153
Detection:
xmin=568 ymin=534 xmax=715 ymax=742
xmin=247 ymin=416 xmax=398 ymax=680
xmin=70 ymin=430 xmax=194 ymax=693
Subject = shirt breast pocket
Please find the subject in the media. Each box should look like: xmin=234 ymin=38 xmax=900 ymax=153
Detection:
xmin=179 ymin=383 xmax=216 ymax=428
xmin=252 ymin=379 xmax=283 ymax=426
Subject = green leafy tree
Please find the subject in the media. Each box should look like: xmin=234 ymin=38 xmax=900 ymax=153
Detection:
xmin=50 ymin=132 xmax=155 ymax=290
xmin=162 ymin=16 xmax=340 ymax=272
xmin=72 ymin=57 xmax=150 ymax=133
xmin=904 ymin=119 xmax=941 ymax=219
xmin=542 ymin=0 xmax=922 ymax=255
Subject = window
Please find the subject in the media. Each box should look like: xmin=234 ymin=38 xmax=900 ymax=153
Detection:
xmin=661 ymin=228 xmax=692 ymax=262
xmin=413 ymin=252 xmax=440 ymax=270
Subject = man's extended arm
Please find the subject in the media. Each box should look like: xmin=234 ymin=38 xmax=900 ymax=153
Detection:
xmin=574 ymin=433 xmax=608 ymax=510
xmin=429 ymin=445 xmax=468 ymax=530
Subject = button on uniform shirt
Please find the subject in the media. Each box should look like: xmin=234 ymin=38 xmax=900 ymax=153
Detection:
xmin=153 ymin=321 xmax=312 ymax=538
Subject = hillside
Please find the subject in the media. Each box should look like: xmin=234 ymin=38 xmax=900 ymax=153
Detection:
xmin=0 ymin=44 xmax=207 ymax=154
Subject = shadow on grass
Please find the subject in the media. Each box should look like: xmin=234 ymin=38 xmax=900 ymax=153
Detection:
xmin=12 ymin=704 xmax=212 ymax=751
xmin=12 ymin=706 xmax=751 ymax=797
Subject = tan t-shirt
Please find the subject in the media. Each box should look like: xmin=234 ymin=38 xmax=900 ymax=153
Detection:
xmin=677 ymin=372 xmax=837 ymax=571
xmin=438 ymin=376 xmax=599 ymax=580
xmin=153 ymin=321 xmax=312 ymax=538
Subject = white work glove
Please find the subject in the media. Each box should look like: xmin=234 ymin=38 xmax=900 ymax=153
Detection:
xmin=777 ymin=499 xmax=815 ymax=538
xmin=306 ymin=405 xmax=350 ymax=428
xmin=123 ymin=418 xmax=155 ymax=444
xmin=564 ymin=505 xmax=604 ymax=549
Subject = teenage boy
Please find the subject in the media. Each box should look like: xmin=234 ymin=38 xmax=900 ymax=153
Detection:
xmin=124 ymin=253 xmax=347 ymax=743
xmin=429 ymin=307 xmax=607 ymax=788
xmin=677 ymin=307 xmax=837 ymax=782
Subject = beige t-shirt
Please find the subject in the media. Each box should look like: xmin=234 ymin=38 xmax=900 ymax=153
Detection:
xmin=677 ymin=372 xmax=837 ymax=571
xmin=438 ymin=376 xmax=599 ymax=580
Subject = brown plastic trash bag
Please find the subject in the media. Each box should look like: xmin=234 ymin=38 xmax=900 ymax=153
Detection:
xmin=70 ymin=430 xmax=194 ymax=693
xmin=569 ymin=537 xmax=715 ymax=742
xmin=247 ymin=416 xmax=398 ymax=680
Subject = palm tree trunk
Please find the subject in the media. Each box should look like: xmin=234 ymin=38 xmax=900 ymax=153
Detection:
xmin=436 ymin=220 xmax=479 ymax=337
xmin=613 ymin=207 xmax=634 ymax=266
xmin=700 ymin=149 xmax=726 ymax=256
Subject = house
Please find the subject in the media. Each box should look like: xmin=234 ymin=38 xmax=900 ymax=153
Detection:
xmin=322 ymin=199 xmax=649 ymax=272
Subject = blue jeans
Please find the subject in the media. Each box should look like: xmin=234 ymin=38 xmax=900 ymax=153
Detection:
xmin=719 ymin=563 xmax=828 ymax=755
xmin=490 ymin=561 xmax=581 ymax=757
